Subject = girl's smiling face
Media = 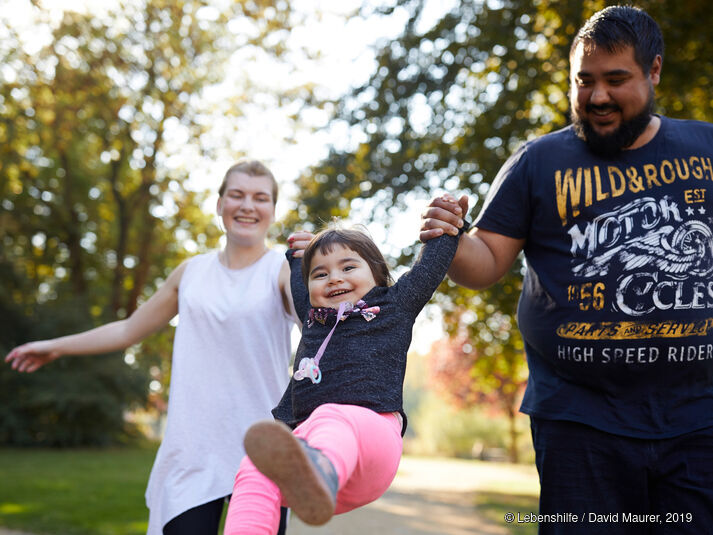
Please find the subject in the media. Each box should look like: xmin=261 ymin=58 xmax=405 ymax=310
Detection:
xmin=307 ymin=245 xmax=377 ymax=308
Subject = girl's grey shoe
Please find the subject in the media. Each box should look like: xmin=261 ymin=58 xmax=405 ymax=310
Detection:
xmin=244 ymin=420 xmax=338 ymax=525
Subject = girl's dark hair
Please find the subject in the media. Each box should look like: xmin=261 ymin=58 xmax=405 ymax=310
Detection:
xmin=218 ymin=160 xmax=278 ymax=204
xmin=570 ymin=6 xmax=664 ymax=74
xmin=301 ymin=228 xmax=393 ymax=288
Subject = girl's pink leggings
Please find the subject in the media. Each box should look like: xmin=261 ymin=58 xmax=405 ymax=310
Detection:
xmin=224 ymin=403 xmax=403 ymax=535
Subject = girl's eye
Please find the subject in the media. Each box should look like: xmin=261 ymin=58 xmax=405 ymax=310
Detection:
xmin=313 ymin=272 xmax=326 ymax=279
xmin=344 ymin=265 xmax=355 ymax=272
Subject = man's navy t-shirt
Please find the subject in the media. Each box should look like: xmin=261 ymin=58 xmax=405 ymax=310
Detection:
xmin=476 ymin=116 xmax=713 ymax=438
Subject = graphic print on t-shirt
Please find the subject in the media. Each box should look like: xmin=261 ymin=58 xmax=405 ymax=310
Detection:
xmin=553 ymin=156 xmax=713 ymax=366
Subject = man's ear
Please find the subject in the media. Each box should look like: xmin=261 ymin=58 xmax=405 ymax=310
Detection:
xmin=649 ymin=54 xmax=662 ymax=85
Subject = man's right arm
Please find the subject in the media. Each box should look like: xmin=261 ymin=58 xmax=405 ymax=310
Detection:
xmin=420 ymin=194 xmax=524 ymax=290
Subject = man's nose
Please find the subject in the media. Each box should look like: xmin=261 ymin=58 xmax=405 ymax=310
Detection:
xmin=589 ymin=83 xmax=610 ymax=105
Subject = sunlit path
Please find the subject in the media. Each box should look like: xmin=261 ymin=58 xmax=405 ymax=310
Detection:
xmin=289 ymin=456 xmax=539 ymax=535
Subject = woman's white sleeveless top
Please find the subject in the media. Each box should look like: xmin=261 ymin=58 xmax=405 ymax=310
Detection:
xmin=145 ymin=250 xmax=293 ymax=533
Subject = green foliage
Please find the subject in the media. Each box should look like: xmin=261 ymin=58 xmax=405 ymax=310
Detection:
xmin=0 ymin=294 xmax=148 ymax=446
xmin=0 ymin=358 xmax=148 ymax=447
xmin=642 ymin=1 xmax=713 ymax=123
xmin=405 ymin=389 xmax=533 ymax=462
xmin=404 ymin=349 xmax=532 ymax=462
xmin=0 ymin=0 xmax=294 ymax=445
xmin=288 ymin=0 xmax=577 ymax=229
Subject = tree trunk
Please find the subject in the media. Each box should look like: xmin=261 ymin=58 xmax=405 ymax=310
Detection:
xmin=108 ymin=152 xmax=128 ymax=318
xmin=508 ymin=404 xmax=519 ymax=463
xmin=126 ymin=208 xmax=155 ymax=315
xmin=61 ymin=151 xmax=87 ymax=297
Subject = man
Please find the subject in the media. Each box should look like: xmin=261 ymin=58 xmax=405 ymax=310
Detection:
xmin=421 ymin=6 xmax=713 ymax=534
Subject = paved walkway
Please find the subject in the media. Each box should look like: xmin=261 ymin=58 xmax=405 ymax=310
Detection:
xmin=289 ymin=456 xmax=539 ymax=535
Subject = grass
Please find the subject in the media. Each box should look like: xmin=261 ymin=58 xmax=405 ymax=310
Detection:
xmin=475 ymin=492 xmax=540 ymax=534
xmin=0 ymin=444 xmax=158 ymax=535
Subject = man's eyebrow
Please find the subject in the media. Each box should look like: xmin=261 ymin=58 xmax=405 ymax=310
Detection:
xmin=603 ymin=68 xmax=632 ymax=76
xmin=576 ymin=68 xmax=632 ymax=77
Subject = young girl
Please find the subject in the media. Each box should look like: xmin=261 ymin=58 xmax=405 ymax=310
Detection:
xmin=224 ymin=217 xmax=465 ymax=534
xmin=6 ymin=161 xmax=296 ymax=535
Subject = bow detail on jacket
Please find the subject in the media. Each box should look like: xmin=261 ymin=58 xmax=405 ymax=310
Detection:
xmin=307 ymin=299 xmax=380 ymax=328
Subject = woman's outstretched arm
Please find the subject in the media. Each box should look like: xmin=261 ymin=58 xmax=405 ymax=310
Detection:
xmin=5 ymin=260 xmax=189 ymax=373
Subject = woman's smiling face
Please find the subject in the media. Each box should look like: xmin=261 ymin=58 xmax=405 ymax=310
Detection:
xmin=217 ymin=172 xmax=275 ymax=246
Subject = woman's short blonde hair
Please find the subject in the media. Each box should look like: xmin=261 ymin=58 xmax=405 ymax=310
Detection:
xmin=219 ymin=160 xmax=278 ymax=204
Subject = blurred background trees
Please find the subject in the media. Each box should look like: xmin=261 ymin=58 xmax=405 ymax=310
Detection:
xmin=0 ymin=0 xmax=297 ymax=445
xmin=2 ymin=0 xmax=712 ymax=453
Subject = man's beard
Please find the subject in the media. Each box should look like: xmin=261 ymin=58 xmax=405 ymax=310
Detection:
xmin=572 ymin=87 xmax=655 ymax=158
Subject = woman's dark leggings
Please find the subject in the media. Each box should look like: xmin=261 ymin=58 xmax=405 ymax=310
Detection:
xmin=163 ymin=497 xmax=288 ymax=535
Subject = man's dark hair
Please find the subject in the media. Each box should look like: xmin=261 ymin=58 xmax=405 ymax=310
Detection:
xmin=571 ymin=5 xmax=664 ymax=73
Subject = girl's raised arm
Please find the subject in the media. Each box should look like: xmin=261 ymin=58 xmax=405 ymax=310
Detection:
xmin=282 ymin=230 xmax=315 ymax=323
xmin=278 ymin=259 xmax=301 ymax=327
xmin=5 ymin=260 xmax=189 ymax=373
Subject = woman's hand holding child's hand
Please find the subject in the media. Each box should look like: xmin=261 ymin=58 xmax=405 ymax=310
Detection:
xmin=287 ymin=231 xmax=315 ymax=258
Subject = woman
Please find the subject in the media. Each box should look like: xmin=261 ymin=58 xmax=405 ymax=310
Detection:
xmin=6 ymin=160 xmax=297 ymax=534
